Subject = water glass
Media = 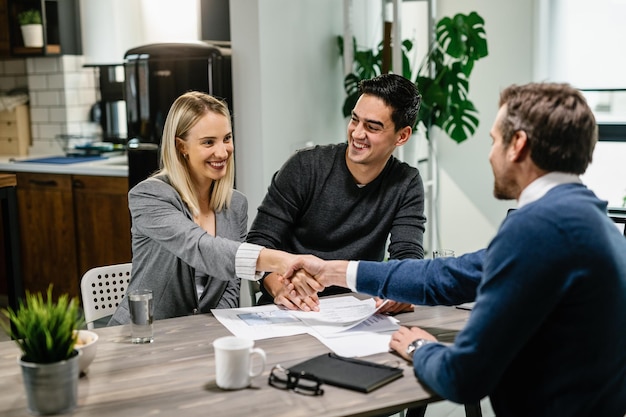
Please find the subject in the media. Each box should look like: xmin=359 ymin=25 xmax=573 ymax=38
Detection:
xmin=128 ymin=289 xmax=154 ymax=343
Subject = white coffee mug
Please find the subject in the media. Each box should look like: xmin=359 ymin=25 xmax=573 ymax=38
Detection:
xmin=213 ymin=336 xmax=266 ymax=390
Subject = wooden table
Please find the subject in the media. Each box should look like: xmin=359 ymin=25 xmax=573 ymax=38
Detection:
xmin=0 ymin=305 xmax=471 ymax=417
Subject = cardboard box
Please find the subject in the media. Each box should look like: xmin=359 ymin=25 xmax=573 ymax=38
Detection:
xmin=0 ymin=104 xmax=31 ymax=156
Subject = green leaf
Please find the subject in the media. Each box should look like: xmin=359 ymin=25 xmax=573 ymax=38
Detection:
xmin=338 ymin=11 xmax=488 ymax=144
xmin=443 ymin=100 xmax=480 ymax=143
xmin=1 ymin=285 xmax=84 ymax=363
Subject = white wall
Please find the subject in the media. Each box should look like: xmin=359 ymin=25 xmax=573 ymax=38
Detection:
xmin=80 ymin=0 xmax=200 ymax=66
xmin=543 ymin=0 xmax=626 ymax=210
xmin=544 ymin=0 xmax=626 ymax=89
xmin=230 ymin=0 xmax=345 ymax=225
xmin=230 ymin=0 xmax=537 ymax=255
xmin=435 ymin=0 xmax=536 ymax=254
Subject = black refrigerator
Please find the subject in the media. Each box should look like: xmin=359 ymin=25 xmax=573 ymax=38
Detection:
xmin=123 ymin=41 xmax=233 ymax=189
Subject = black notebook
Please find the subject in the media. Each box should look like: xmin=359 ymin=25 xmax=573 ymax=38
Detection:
xmin=288 ymin=353 xmax=403 ymax=393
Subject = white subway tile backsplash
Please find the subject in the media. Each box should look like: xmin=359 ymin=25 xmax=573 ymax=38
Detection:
xmin=63 ymin=72 xmax=82 ymax=90
xmin=64 ymin=89 xmax=79 ymax=106
xmin=3 ymin=59 xmax=27 ymax=75
xmin=46 ymin=74 xmax=65 ymax=89
xmin=30 ymin=138 xmax=64 ymax=156
xmin=83 ymin=73 xmax=97 ymax=89
xmin=1 ymin=54 xmax=114 ymax=157
xmin=60 ymin=55 xmax=83 ymax=72
xmin=80 ymin=90 xmax=97 ymax=105
xmin=68 ymin=72 xmax=93 ymax=90
xmin=27 ymin=74 xmax=48 ymax=90
xmin=65 ymin=106 xmax=89 ymax=123
xmin=37 ymin=91 xmax=62 ymax=106
xmin=65 ymin=89 xmax=97 ymax=106
xmin=36 ymin=123 xmax=63 ymax=140
xmin=49 ymin=107 xmax=68 ymax=123
xmin=29 ymin=107 xmax=50 ymax=123
xmin=32 ymin=57 xmax=60 ymax=74
xmin=25 ymin=58 xmax=35 ymax=74
xmin=14 ymin=75 xmax=27 ymax=88
xmin=67 ymin=121 xmax=100 ymax=137
xmin=0 ymin=77 xmax=20 ymax=91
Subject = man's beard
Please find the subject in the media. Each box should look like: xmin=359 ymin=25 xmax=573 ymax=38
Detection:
xmin=493 ymin=179 xmax=515 ymax=200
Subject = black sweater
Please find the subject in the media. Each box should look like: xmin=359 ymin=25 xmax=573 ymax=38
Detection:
xmin=247 ymin=143 xmax=426 ymax=302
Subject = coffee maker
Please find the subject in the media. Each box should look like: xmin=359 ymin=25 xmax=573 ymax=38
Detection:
xmin=89 ymin=64 xmax=127 ymax=144
xmin=123 ymin=41 xmax=233 ymax=188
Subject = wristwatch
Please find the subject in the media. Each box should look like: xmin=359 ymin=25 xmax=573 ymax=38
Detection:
xmin=405 ymin=338 xmax=433 ymax=359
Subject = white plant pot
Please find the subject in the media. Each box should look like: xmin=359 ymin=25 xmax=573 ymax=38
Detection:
xmin=21 ymin=24 xmax=44 ymax=48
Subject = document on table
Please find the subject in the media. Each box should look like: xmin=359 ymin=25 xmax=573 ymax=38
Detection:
xmin=211 ymin=295 xmax=399 ymax=357
xmin=289 ymin=297 xmax=393 ymax=336
xmin=307 ymin=313 xmax=399 ymax=357
xmin=211 ymin=303 xmax=310 ymax=340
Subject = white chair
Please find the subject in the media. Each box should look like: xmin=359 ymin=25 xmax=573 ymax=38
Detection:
xmin=80 ymin=263 xmax=132 ymax=329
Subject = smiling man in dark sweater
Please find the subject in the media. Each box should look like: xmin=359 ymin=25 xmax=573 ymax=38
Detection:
xmin=246 ymin=74 xmax=426 ymax=313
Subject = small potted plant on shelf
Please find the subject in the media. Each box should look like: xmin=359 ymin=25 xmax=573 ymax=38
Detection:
xmin=17 ymin=8 xmax=43 ymax=48
xmin=1 ymin=285 xmax=84 ymax=415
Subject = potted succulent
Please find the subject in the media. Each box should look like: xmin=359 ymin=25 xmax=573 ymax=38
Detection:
xmin=1 ymin=286 xmax=84 ymax=415
xmin=17 ymin=9 xmax=44 ymax=48
xmin=339 ymin=11 xmax=489 ymax=144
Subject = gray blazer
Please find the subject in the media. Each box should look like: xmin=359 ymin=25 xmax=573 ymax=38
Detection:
xmin=109 ymin=175 xmax=247 ymax=325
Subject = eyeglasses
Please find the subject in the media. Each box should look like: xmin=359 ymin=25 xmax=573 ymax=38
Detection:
xmin=268 ymin=365 xmax=324 ymax=396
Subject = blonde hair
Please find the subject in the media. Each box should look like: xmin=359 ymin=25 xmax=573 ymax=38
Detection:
xmin=157 ymin=91 xmax=234 ymax=215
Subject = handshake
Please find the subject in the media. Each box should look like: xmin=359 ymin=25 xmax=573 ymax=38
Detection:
xmin=276 ymin=255 xmax=349 ymax=312
xmin=267 ymin=253 xmax=412 ymax=315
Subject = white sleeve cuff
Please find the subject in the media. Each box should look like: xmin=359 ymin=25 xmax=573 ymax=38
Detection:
xmin=346 ymin=260 xmax=359 ymax=292
xmin=235 ymin=242 xmax=265 ymax=281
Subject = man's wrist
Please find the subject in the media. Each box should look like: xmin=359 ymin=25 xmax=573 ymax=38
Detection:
xmin=346 ymin=261 xmax=359 ymax=291
xmin=405 ymin=338 xmax=434 ymax=360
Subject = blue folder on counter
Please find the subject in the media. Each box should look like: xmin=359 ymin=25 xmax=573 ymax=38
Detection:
xmin=14 ymin=155 xmax=106 ymax=164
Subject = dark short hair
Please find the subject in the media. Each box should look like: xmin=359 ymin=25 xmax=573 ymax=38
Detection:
xmin=498 ymin=83 xmax=597 ymax=174
xmin=359 ymin=74 xmax=422 ymax=132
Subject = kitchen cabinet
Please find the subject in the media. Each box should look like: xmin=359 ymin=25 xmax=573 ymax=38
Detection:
xmin=5 ymin=0 xmax=81 ymax=57
xmin=72 ymin=175 xmax=131 ymax=278
xmin=13 ymin=172 xmax=130 ymax=300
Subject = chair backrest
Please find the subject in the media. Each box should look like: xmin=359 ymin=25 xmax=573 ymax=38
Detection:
xmin=239 ymin=279 xmax=261 ymax=307
xmin=608 ymin=207 xmax=626 ymax=237
xmin=80 ymin=263 xmax=132 ymax=329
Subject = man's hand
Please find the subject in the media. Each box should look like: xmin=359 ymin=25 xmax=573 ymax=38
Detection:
xmin=375 ymin=298 xmax=414 ymax=315
xmin=264 ymin=269 xmax=322 ymax=312
xmin=280 ymin=268 xmax=321 ymax=311
xmin=389 ymin=326 xmax=437 ymax=361
xmin=274 ymin=283 xmax=320 ymax=312
xmin=283 ymin=257 xmax=350 ymax=288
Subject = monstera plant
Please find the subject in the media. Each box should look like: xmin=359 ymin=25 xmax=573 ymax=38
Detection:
xmin=339 ymin=11 xmax=489 ymax=144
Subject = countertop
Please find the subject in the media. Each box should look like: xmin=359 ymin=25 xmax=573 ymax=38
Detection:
xmin=0 ymin=154 xmax=128 ymax=177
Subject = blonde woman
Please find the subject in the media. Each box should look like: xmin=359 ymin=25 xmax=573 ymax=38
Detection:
xmin=109 ymin=92 xmax=320 ymax=324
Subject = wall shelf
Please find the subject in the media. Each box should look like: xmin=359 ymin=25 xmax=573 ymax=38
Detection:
xmin=3 ymin=0 xmax=81 ymax=57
